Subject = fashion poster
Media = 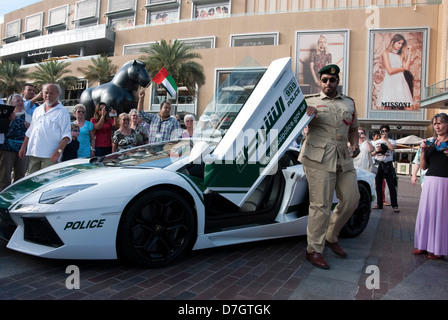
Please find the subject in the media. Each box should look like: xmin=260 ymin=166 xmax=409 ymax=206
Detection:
xmin=370 ymin=29 xmax=427 ymax=111
xmin=295 ymin=30 xmax=348 ymax=95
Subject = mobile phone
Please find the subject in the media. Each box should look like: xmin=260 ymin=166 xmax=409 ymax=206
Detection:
xmin=0 ymin=104 xmax=14 ymax=133
xmin=109 ymin=113 xmax=116 ymax=117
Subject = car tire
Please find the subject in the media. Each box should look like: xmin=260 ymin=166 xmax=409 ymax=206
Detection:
xmin=117 ymin=189 xmax=196 ymax=268
xmin=340 ymin=183 xmax=371 ymax=238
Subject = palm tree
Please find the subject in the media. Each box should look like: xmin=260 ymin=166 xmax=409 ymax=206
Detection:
xmin=78 ymin=55 xmax=118 ymax=85
xmin=0 ymin=61 xmax=27 ymax=98
xmin=139 ymin=39 xmax=205 ymax=92
xmin=28 ymin=60 xmax=78 ymax=91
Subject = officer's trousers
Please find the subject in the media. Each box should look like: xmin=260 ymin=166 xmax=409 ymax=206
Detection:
xmin=303 ymin=166 xmax=360 ymax=253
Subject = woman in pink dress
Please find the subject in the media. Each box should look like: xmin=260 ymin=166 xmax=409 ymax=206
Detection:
xmin=413 ymin=113 xmax=448 ymax=259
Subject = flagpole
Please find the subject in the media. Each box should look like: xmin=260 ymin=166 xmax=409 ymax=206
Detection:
xmin=175 ymin=87 xmax=178 ymax=116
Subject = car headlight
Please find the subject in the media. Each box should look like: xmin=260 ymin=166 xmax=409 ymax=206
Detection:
xmin=39 ymin=184 xmax=96 ymax=204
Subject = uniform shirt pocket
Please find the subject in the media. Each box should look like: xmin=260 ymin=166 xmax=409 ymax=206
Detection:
xmin=316 ymin=106 xmax=332 ymax=124
xmin=303 ymin=137 xmax=327 ymax=163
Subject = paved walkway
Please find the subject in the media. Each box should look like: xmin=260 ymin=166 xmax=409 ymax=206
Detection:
xmin=0 ymin=175 xmax=447 ymax=300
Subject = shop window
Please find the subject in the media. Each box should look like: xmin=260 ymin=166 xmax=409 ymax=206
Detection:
xmin=46 ymin=5 xmax=69 ymax=33
xmin=177 ymin=36 xmax=215 ymax=49
xmin=3 ymin=19 xmax=21 ymax=43
xmin=147 ymin=9 xmax=179 ymax=25
xmin=231 ymin=33 xmax=278 ymax=47
xmin=74 ymin=0 xmax=100 ymax=28
xmin=151 ymin=84 xmax=196 ymax=114
xmin=193 ymin=1 xmax=230 ymax=20
xmin=22 ymin=12 xmax=43 ymax=39
xmin=110 ymin=16 xmax=135 ymax=30
xmin=215 ymin=67 xmax=265 ymax=108
xmin=108 ymin=0 xmax=136 ymax=13
xmin=123 ymin=42 xmax=155 ymax=55
xmin=144 ymin=0 xmax=180 ymax=25
xmin=106 ymin=0 xmax=136 ymax=30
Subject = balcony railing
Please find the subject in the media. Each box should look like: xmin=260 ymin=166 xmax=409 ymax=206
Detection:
xmin=422 ymin=79 xmax=448 ymax=101
xmin=0 ymin=24 xmax=114 ymax=58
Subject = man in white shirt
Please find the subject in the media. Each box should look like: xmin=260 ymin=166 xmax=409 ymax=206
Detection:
xmin=19 ymin=83 xmax=71 ymax=174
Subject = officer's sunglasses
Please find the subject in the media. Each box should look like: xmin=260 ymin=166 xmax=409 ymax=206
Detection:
xmin=321 ymin=77 xmax=338 ymax=84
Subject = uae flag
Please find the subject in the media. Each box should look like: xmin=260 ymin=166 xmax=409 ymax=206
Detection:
xmin=153 ymin=67 xmax=177 ymax=97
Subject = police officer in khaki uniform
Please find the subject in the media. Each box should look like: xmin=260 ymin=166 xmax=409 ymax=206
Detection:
xmin=298 ymin=64 xmax=360 ymax=269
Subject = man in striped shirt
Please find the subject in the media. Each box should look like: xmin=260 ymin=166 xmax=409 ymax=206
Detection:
xmin=137 ymin=90 xmax=181 ymax=143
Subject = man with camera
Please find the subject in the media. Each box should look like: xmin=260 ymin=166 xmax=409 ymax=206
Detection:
xmin=371 ymin=124 xmax=399 ymax=213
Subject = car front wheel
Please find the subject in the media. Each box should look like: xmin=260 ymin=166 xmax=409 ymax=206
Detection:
xmin=117 ymin=189 xmax=196 ymax=268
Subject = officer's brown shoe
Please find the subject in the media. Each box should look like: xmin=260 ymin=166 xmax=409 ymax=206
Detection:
xmin=306 ymin=251 xmax=329 ymax=269
xmin=325 ymin=240 xmax=347 ymax=258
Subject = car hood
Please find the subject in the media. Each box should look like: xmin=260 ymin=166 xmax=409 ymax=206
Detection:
xmin=0 ymin=163 xmax=104 ymax=208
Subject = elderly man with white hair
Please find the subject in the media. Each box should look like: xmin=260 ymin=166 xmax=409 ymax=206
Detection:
xmin=19 ymin=83 xmax=71 ymax=173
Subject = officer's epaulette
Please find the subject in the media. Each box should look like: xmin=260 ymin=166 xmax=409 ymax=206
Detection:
xmin=304 ymin=93 xmax=320 ymax=99
xmin=340 ymin=94 xmax=357 ymax=112
xmin=340 ymin=93 xmax=354 ymax=102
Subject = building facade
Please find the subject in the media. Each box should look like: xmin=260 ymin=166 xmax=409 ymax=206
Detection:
xmin=1 ymin=0 xmax=447 ymax=139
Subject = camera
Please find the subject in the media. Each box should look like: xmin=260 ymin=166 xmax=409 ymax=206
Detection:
xmin=105 ymin=106 xmax=112 ymax=112
xmin=426 ymin=139 xmax=447 ymax=151
xmin=377 ymin=143 xmax=389 ymax=155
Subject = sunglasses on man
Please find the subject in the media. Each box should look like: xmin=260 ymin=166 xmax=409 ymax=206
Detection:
xmin=321 ymin=77 xmax=338 ymax=84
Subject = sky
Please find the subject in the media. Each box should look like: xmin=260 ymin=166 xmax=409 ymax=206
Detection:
xmin=0 ymin=0 xmax=42 ymax=24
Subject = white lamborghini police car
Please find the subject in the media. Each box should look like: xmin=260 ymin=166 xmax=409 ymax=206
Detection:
xmin=0 ymin=57 xmax=375 ymax=268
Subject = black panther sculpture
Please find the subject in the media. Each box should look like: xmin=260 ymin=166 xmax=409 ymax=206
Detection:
xmin=80 ymin=60 xmax=151 ymax=120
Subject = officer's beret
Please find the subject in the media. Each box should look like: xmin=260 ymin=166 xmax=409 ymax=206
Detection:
xmin=318 ymin=64 xmax=340 ymax=76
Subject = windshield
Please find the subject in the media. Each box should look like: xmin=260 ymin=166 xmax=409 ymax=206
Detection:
xmin=94 ymin=140 xmax=191 ymax=168
xmin=97 ymin=56 xmax=266 ymax=169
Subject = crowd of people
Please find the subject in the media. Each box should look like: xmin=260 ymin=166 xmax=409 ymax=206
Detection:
xmin=0 ymin=82 xmax=230 ymax=192
xmin=1 ymin=76 xmax=447 ymax=265
xmin=0 ymin=85 xmax=194 ymax=191
xmin=350 ymin=113 xmax=448 ymax=261
xmin=0 ymin=83 xmax=225 ymax=192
